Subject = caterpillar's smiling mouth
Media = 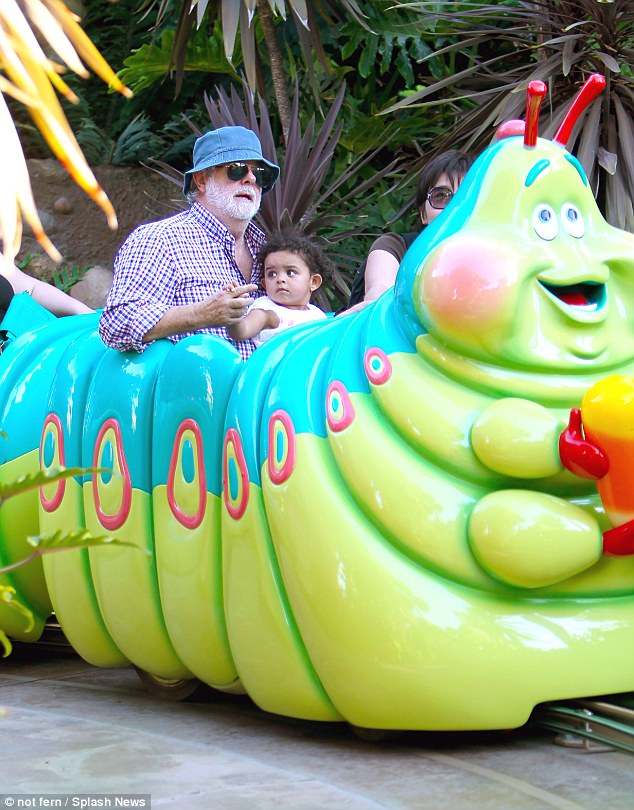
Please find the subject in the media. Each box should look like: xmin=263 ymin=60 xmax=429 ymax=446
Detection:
xmin=538 ymin=281 xmax=606 ymax=312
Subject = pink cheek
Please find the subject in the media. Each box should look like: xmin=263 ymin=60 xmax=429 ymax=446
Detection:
xmin=421 ymin=238 xmax=520 ymax=331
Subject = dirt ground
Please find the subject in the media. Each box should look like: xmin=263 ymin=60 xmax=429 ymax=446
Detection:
xmin=18 ymin=159 xmax=180 ymax=281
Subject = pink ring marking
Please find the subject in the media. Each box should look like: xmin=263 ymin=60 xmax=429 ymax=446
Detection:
xmin=326 ymin=381 xmax=355 ymax=433
xmin=92 ymin=418 xmax=132 ymax=531
xmin=268 ymin=410 xmax=296 ymax=485
xmin=223 ymin=428 xmax=249 ymax=520
xmin=167 ymin=418 xmax=207 ymax=530
xmin=39 ymin=413 xmax=65 ymax=513
xmin=364 ymin=347 xmax=392 ymax=386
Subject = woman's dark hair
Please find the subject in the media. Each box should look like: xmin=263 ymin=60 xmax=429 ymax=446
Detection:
xmin=414 ymin=150 xmax=474 ymax=213
xmin=0 ymin=274 xmax=14 ymax=324
xmin=258 ymin=232 xmax=336 ymax=284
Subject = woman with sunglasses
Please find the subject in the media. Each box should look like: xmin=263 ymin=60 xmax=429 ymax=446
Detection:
xmin=346 ymin=150 xmax=473 ymax=311
xmin=99 ymin=126 xmax=280 ymax=359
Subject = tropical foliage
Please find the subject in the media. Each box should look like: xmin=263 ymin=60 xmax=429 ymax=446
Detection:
xmin=6 ymin=0 xmax=633 ymax=294
xmin=158 ymin=0 xmax=368 ymax=142
xmin=151 ymin=77 xmax=401 ymax=308
xmin=388 ymin=0 xmax=634 ymax=230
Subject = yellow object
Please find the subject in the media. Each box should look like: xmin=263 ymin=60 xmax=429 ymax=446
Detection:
xmin=582 ymin=375 xmax=634 ymax=525
xmin=0 ymin=0 xmax=131 ymax=262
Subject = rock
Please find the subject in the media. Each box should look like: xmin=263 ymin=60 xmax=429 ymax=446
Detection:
xmin=53 ymin=197 xmax=72 ymax=215
xmin=22 ymin=209 xmax=57 ymax=240
xmin=70 ymin=265 xmax=114 ymax=309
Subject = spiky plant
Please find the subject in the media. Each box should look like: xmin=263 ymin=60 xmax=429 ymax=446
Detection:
xmin=387 ymin=0 xmax=634 ymax=231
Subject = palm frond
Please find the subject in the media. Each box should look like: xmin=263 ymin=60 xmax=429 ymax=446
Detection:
xmin=0 ymin=585 xmax=33 ymax=655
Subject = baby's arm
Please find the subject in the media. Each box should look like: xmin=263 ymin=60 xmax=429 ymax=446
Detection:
xmin=227 ymin=307 xmax=280 ymax=342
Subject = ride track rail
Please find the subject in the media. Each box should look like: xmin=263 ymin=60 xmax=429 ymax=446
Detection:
xmin=535 ymin=694 xmax=634 ymax=755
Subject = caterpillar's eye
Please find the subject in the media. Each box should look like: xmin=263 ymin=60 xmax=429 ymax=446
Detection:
xmin=561 ymin=204 xmax=585 ymax=238
xmin=532 ymin=204 xmax=558 ymax=241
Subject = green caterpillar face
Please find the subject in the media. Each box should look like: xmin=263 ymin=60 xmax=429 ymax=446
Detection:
xmin=417 ymin=138 xmax=634 ymax=371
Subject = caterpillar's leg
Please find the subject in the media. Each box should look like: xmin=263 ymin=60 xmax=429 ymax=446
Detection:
xmin=468 ymin=490 xmax=603 ymax=588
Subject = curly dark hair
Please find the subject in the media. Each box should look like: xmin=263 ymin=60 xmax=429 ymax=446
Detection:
xmin=258 ymin=231 xmax=336 ymax=285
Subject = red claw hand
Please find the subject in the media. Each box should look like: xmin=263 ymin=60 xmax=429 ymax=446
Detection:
xmin=603 ymin=520 xmax=634 ymax=556
xmin=559 ymin=408 xmax=609 ymax=480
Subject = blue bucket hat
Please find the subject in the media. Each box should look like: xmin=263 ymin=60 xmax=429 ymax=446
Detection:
xmin=183 ymin=126 xmax=280 ymax=196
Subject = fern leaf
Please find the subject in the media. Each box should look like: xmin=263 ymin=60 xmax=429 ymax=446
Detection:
xmin=0 ymin=466 xmax=100 ymax=503
xmin=25 ymin=530 xmax=146 ymax=555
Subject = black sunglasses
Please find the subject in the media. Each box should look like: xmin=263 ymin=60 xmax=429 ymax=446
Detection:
xmin=222 ymin=162 xmax=276 ymax=190
xmin=427 ymin=185 xmax=454 ymax=210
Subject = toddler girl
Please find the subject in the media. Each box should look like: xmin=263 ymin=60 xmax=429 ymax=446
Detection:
xmin=228 ymin=233 xmax=334 ymax=348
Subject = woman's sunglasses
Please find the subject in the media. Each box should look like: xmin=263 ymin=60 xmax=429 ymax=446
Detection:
xmin=427 ymin=186 xmax=454 ymax=210
xmin=222 ymin=162 xmax=276 ymax=190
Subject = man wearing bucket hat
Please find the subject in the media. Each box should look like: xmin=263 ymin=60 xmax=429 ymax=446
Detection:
xmin=99 ymin=126 xmax=280 ymax=359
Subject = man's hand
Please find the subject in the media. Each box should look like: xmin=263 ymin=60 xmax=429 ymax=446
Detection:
xmin=196 ymin=284 xmax=257 ymax=327
xmin=142 ymin=283 xmax=258 ymax=343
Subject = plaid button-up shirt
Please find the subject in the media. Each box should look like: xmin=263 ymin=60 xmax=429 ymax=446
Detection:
xmin=99 ymin=202 xmax=265 ymax=359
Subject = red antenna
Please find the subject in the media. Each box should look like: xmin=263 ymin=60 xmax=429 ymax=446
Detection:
xmin=524 ymin=81 xmax=547 ymax=147
xmin=553 ymin=74 xmax=606 ymax=147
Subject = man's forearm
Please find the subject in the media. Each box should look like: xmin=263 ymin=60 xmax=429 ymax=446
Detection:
xmin=143 ymin=285 xmax=258 ymax=343
xmin=142 ymin=303 xmax=202 ymax=343
xmin=99 ymin=285 xmax=258 ymax=351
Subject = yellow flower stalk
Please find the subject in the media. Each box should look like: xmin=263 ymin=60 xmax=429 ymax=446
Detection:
xmin=0 ymin=92 xmax=61 ymax=263
xmin=0 ymin=0 xmax=132 ymax=263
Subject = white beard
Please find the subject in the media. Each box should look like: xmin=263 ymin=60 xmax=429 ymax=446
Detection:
xmin=202 ymin=178 xmax=261 ymax=221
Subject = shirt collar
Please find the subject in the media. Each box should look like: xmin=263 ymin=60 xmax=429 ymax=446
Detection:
xmin=189 ymin=201 xmax=265 ymax=248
